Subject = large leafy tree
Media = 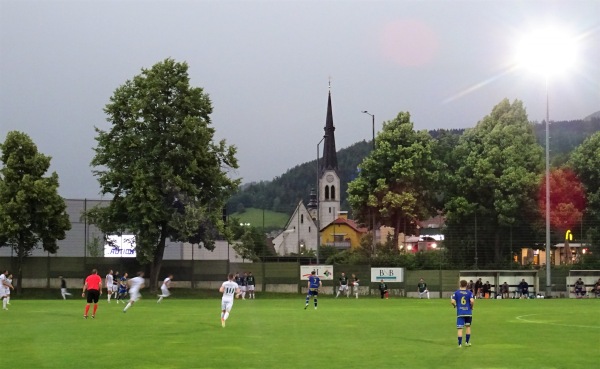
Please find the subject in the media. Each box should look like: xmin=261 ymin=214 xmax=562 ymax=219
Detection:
xmin=444 ymin=99 xmax=543 ymax=266
xmin=347 ymin=112 xmax=441 ymax=248
xmin=0 ymin=131 xmax=71 ymax=293
xmin=570 ymin=132 xmax=600 ymax=255
xmin=538 ymin=167 xmax=586 ymax=263
xmin=89 ymin=59 xmax=239 ymax=290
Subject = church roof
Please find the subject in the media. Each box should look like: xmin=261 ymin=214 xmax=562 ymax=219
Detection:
xmin=321 ymin=90 xmax=338 ymax=172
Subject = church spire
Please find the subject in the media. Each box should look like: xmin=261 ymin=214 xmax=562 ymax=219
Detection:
xmin=322 ymin=89 xmax=338 ymax=172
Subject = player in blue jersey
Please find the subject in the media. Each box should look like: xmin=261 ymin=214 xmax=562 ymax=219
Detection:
xmin=304 ymin=271 xmax=322 ymax=310
xmin=451 ymin=280 xmax=475 ymax=347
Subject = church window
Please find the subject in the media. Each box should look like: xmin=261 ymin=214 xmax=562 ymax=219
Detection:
xmin=325 ymin=186 xmax=330 ymax=200
xmin=331 ymin=185 xmax=336 ymax=200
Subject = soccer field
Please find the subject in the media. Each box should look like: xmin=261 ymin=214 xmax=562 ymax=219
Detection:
xmin=4 ymin=296 xmax=598 ymax=369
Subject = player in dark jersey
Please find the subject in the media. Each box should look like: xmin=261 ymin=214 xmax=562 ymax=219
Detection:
xmin=379 ymin=280 xmax=389 ymax=299
xmin=336 ymin=272 xmax=349 ymax=298
xmin=236 ymin=272 xmax=247 ymax=299
xmin=304 ymin=271 xmax=322 ymax=310
xmin=417 ymin=278 xmax=430 ymax=299
xmin=116 ymin=272 xmax=128 ymax=304
xmin=518 ymin=279 xmax=530 ymax=299
xmin=574 ymin=278 xmax=585 ymax=298
xmin=246 ymin=272 xmax=256 ymax=299
xmin=451 ymin=280 xmax=475 ymax=347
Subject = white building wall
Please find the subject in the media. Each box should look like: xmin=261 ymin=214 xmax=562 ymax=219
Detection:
xmin=272 ymin=202 xmax=318 ymax=256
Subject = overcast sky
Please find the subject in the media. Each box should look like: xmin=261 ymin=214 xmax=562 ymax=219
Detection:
xmin=1 ymin=0 xmax=599 ymax=199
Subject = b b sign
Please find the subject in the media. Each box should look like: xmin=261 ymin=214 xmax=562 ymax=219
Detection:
xmin=370 ymin=268 xmax=404 ymax=282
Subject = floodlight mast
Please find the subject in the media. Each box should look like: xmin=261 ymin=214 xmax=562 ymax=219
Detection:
xmin=516 ymin=26 xmax=578 ymax=297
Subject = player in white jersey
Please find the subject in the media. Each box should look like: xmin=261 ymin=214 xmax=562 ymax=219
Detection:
xmin=219 ymin=273 xmax=240 ymax=328
xmin=105 ymin=270 xmax=114 ymax=302
xmin=157 ymin=274 xmax=173 ymax=303
xmin=123 ymin=272 xmax=145 ymax=313
xmin=1 ymin=270 xmax=14 ymax=310
xmin=5 ymin=274 xmax=12 ymax=305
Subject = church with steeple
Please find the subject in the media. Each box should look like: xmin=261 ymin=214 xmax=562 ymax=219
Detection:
xmin=272 ymin=86 xmax=341 ymax=256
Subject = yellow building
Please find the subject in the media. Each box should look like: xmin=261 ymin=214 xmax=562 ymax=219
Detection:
xmin=320 ymin=211 xmax=367 ymax=250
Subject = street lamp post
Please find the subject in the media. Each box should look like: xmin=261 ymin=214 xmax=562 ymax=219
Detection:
xmin=316 ymin=135 xmax=326 ymax=264
xmin=544 ymin=76 xmax=551 ymax=296
xmin=361 ymin=111 xmax=375 ymax=150
xmin=362 ymin=111 xmax=376 ymax=252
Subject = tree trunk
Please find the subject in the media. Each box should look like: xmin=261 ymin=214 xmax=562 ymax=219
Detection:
xmin=494 ymin=230 xmax=501 ymax=264
xmin=149 ymin=229 xmax=167 ymax=292
xmin=393 ymin=216 xmax=401 ymax=251
xmin=16 ymin=246 xmax=24 ymax=295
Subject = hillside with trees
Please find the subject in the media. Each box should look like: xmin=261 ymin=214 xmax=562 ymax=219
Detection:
xmin=228 ymin=117 xmax=600 ymax=218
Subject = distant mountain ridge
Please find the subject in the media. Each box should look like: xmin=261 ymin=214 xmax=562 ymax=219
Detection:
xmin=228 ymin=116 xmax=600 ymax=215
xmin=584 ymin=111 xmax=600 ymax=121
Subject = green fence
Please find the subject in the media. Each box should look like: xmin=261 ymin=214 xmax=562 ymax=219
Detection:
xmin=0 ymin=256 xmax=587 ymax=297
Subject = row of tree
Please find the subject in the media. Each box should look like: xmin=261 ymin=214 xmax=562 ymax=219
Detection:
xmin=229 ymin=118 xmax=600 ymax=217
xmin=348 ymin=100 xmax=600 ymax=267
xmin=0 ymin=59 xmax=240 ymax=291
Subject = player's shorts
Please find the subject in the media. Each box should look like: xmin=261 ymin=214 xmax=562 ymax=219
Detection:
xmin=456 ymin=316 xmax=473 ymax=328
xmin=353 ymin=283 xmax=359 ymax=288
xmin=221 ymin=299 xmax=234 ymax=312
xmin=86 ymin=289 xmax=100 ymax=303
xmin=112 ymin=284 xmax=119 ymax=292
xmin=308 ymin=288 xmax=319 ymax=296
xmin=161 ymin=285 xmax=170 ymax=297
xmin=240 ymin=286 xmax=247 ymax=292
xmin=129 ymin=289 xmax=142 ymax=302
xmin=339 ymin=285 xmax=348 ymax=291
xmin=247 ymin=285 xmax=255 ymax=291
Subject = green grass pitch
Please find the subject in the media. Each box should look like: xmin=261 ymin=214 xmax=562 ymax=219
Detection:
xmin=3 ymin=295 xmax=598 ymax=369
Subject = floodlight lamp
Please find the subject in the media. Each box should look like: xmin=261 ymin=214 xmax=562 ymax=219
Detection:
xmin=515 ymin=26 xmax=578 ymax=77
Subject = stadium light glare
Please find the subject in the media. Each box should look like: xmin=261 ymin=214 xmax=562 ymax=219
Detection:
xmin=515 ymin=26 xmax=578 ymax=77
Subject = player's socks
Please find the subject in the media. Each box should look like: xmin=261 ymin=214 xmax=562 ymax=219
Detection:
xmin=123 ymin=302 xmax=132 ymax=311
xmin=157 ymin=296 xmax=163 ymax=303
xmin=84 ymin=304 xmax=90 ymax=316
xmin=224 ymin=312 xmax=229 ymax=320
xmin=465 ymin=334 xmax=470 ymax=344
xmin=314 ymin=298 xmax=318 ymax=308
xmin=221 ymin=318 xmax=225 ymax=327
xmin=93 ymin=304 xmax=98 ymax=315
xmin=458 ymin=337 xmax=462 ymax=346
xmin=6 ymin=297 xmax=10 ymax=304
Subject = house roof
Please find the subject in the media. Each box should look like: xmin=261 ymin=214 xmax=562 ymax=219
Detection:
xmin=322 ymin=217 xmax=368 ymax=234
xmin=417 ymin=214 xmax=445 ymax=229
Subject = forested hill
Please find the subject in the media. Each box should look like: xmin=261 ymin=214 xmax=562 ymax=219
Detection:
xmin=228 ymin=117 xmax=600 ymax=215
